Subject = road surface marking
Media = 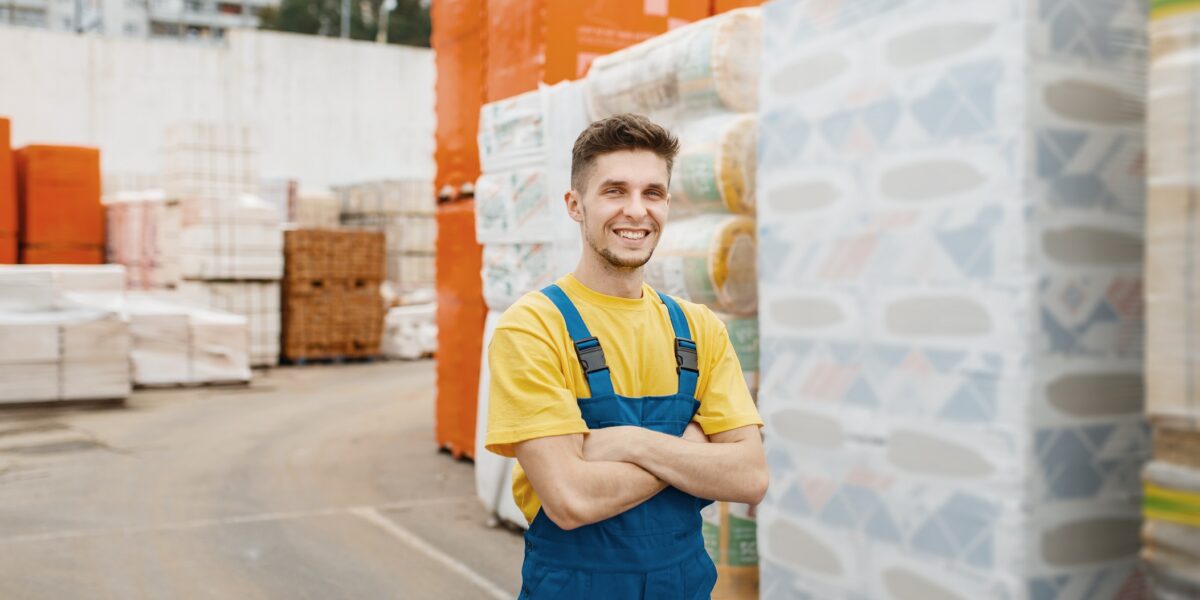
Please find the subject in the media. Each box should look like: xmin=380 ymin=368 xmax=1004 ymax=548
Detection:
xmin=351 ymin=506 xmax=512 ymax=600
xmin=0 ymin=496 xmax=474 ymax=544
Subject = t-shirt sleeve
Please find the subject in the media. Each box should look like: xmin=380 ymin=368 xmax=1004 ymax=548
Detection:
xmin=693 ymin=311 xmax=764 ymax=436
xmin=484 ymin=320 xmax=589 ymax=458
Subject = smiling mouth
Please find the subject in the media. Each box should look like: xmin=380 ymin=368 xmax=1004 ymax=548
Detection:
xmin=613 ymin=229 xmax=650 ymax=240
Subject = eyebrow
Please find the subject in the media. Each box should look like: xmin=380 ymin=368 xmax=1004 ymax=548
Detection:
xmin=597 ymin=179 xmax=667 ymax=192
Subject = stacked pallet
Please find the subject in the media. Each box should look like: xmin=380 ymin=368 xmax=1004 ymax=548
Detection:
xmin=336 ymin=180 xmax=436 ymax=291
xmin=15 ymin=145 xmax=104 ymax=264
xmin=125 ymin=294 xmax=250 ymax=387
xmin=0 ymin=118 xmax=15 ymax=264
xmin=166 ymin=122 xmax=282 ymax=367
xmin=1145 ymin=4 xmax=1200 ymax=597
xmin=281 ymin=229 xmax=386 ymax=361
xmin=103 ymin=190 xmax=182 ymax=290
xmin=0 ymin=265 xmax=130 ymax=404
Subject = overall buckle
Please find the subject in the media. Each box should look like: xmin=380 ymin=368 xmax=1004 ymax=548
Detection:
xmin=675 ymin=337 xmax=698 ymax=374
xmin=574 ymin=337 xmax=608 ymax=375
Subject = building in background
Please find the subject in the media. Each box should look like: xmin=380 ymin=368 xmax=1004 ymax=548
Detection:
xmin=0 ymin=0 xmax=274 ymax=39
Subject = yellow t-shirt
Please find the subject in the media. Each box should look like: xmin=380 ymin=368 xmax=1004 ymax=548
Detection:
xmin=485 ymin=273 xmax=763 ymax=523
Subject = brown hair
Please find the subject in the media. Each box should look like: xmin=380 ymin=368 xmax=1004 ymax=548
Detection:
xmin=570 ymin=114 xmax=679 ymax=192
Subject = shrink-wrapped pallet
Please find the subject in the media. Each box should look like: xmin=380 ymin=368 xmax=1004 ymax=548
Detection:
xmin=644 ymin=214 xmax=757 ymax=316
xmin=0 ymin=309 xmax=130 ymax=404
xmin=179 ymin=194 xmax=283 ymax=281
xmin=163 ymin=123 xmax=258 ymax=200
xmin=382 ymin=303 xmax=438 ymax=360
xmin=291 ymin=187 xmax=340 ymax=229
xmin=178 ymin=280 xmax=280 ymax=367
xmin=584 ymin=9 xmax=762 ymax=122
xmin=756 ymin=0 xmax=1148 ymax=598
xmin=125 ymin=294 xmax=250 ymax=386
xmin=104 ymin=190 xmax=182 ymax=289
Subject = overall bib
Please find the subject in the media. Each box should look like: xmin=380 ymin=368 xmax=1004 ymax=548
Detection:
xmin=518 ymin=284 xmax=717 ymax=599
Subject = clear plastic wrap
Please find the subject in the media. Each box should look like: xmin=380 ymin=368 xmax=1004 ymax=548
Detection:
xmin=671 ymin=113 xmax=758 ymax=217
xmin=755 ymin=0 xmax=1148 ymax=597
xmin=584 ymin=9 xmax=762 ymax=122
xmin=644 ymin=214 xmax=758 ymax=316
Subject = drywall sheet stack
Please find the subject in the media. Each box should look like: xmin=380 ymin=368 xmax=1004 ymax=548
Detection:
xmin=756 ymin=1 xmax=1148 ymax=598
xmin=1144 ymin=4 xmax=1200 ymax=597
xmin=178 ymin=280 xmax=280 ymax=368
xmin=0 ymin=265 xmax=130 ymax=403
xmin=125 ymin=293 xmax=250 ymax=386
xmin=382 ymin=302 xmax=438 ymax=360
xmin=337 ymin=179 xmax=436 ymax=291
xmin=282 ymin=229 xmax=385 ymax=361
xmin=104 ymin=190 xmax=183 ymax=290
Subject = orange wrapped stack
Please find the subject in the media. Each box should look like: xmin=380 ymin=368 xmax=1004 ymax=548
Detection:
xmin=485 ymin=0 xmax=707 ymax=102
xmin=0 ymin=118 xmax=15 ymax=264
xmin=711 ymin=0 xmax=763 ymax=13
xmin=435 ymin=199 xmax=486 ymax=459
xmin=433 ymin=0 xmax=487 ymax=192
xmin=15 ymin=145 xmax=104 ymax=264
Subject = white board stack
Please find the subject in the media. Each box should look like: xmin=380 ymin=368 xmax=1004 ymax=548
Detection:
xmin=125 ymin=293 xmax=251 ymax=387
xmin=178 ymin=281 xmax=280 ymax=368
xmin=0 ymin=266 xmax=131 ymax=404
xmin=756 ymin=1 xmax=1147 ymax=598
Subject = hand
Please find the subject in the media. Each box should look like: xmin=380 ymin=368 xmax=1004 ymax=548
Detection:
xmin=682 ymin=421 xmax=709 ymax=444
xmin=581 ymin=426 xmax=643 ymax=463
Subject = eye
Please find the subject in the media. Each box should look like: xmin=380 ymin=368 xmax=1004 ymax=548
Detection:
xmin=604 ymin=187 xmax=622 ymax=195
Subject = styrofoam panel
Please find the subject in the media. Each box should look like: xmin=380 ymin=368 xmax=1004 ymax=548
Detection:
xmin=757 ymin=0 xmax=1148 ymax=597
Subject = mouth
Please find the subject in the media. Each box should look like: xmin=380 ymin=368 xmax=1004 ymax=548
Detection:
xmin=610 ymin=227 xmax=654 ymax=248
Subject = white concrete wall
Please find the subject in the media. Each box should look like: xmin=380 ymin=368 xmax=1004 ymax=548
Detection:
xmin=0 ymin=27 xmax=435 ymax=188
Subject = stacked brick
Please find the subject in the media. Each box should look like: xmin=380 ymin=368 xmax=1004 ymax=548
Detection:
xmin=282 ymin=229 xmax=386 ymax=361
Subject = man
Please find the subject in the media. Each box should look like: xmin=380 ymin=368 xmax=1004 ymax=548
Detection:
xmin=485 ymin=114 xmax=768 ymax=599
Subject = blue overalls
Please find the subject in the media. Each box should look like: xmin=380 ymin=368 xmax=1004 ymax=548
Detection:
xmin=518 ymin=284 xmax=717 ymax=599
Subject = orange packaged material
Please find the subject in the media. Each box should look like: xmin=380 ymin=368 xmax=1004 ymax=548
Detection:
xmin=0 ymin=118 xmax=15 ymax=264
xmin=485 ymin=0 xmax=707 ymax=102
xmin=433 ymin=0 xmax=486 ymax=192
xmin=15 ymin=145 xmax=104 ymax=253
xmin=20 ymin=245 xmax=105 ymax=265
xmin=711 ymin=0 xmax=763 ymax=14
xmin=435 ymin=200 xmax=486 ymax=459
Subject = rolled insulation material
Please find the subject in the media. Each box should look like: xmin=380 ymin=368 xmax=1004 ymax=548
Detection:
xmin=584 ymin=9 xmax=762 ymax=119
xmin=672 ymin=113 xmax=758 ymax=217
xmin=646 ymin=214 xmax=757 ymax=316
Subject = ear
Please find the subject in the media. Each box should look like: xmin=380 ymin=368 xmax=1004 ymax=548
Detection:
xmin=565 ymin=190 xmax=584 ymax=223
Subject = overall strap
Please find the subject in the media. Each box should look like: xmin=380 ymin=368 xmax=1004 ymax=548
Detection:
xmin=656 ymin=291 xmax=699 ymax=398
xmin=540 ymin=284 xmax=615 ymax=397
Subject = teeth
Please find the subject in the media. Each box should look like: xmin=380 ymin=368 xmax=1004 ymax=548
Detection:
xmin=616 ymin=230 xmax=646 ymax=240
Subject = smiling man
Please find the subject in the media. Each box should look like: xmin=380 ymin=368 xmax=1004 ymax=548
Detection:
xmin=484 ymin=114 xmax=768 ymax=599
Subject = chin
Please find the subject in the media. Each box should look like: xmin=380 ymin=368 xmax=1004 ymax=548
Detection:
xmin=600 ymin=248 xmax=654 ymax=269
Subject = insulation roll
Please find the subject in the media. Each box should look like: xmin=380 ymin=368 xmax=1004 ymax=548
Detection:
xmin=672 ymin=113 xmax=758 ymax=217
xmin=584 ymin=9 xmax=762 ymax=120
xmin=645 ymin=214 xmax=757 ymax=316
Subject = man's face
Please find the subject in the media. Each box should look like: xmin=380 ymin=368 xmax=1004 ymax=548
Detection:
xmin=569 ymin=150 xmax=670 ymax=270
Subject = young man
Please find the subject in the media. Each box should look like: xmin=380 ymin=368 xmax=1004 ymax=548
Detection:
xmin=485 ymin=114 xmax=768 ymax=598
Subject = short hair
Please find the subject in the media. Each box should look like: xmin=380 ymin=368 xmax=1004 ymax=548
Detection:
xmin=570 ymin=114 xmax=679 ymax=192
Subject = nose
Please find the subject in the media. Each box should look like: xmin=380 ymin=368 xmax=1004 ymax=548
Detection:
xmin=622 ymin=191 xmax=649 ymax=220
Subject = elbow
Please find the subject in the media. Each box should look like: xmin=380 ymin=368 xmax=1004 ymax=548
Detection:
xmin=746 ymin=468 xmax=769 ymax=505
xmin=541 ymin=488 xmax=589 ymax=531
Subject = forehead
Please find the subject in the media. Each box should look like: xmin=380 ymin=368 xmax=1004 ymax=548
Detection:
xmin=587 ymin=150 xmax=670 ymax=188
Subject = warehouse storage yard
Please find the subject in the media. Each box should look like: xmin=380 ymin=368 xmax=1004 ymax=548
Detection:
xmin=0 ymin=0 xmax=1197 ymax=598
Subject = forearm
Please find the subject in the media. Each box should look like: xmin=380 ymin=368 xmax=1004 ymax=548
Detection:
xmin=563 ymin=460 xmax=667 ymax=527
xmin=628 ymin=431 xmax=766 ymax=504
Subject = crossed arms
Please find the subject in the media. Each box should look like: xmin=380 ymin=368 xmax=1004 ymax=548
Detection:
xmin=514 ymin=423 xmax=768 ymax=531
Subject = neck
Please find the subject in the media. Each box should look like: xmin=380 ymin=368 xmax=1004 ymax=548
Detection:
xmin=573 ymin=251 xmax=644 ymax=300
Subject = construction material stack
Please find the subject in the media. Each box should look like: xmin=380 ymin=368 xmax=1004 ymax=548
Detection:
xmin=281 ymin=229 xmax=386 ymax=362
xmin=1144 ymin=2 xmax=1200 ymax=596
xmin=584 ymin=10 xmax=764 ymax=597
xmin=0 ymin=265 xmax=130 ymax=404
xmin=756 ymin=0 xmax=1147 ymax=598
xmin=336 ymin=180 xmax=437 ymax=292
xmin=104 ymin=190 xmax=182 ymax=290
xmin=124 ymin=294 xmax=251 ymax=387
xmin=166 ymin=123 xmax=283 ymax=367
xmin=15 ymin=145 xmax=105 ymax=264
xmin=0 ymin=118 xmax=16 ymax=264
xmin=472 ymin=81 xmax=589 ymax=530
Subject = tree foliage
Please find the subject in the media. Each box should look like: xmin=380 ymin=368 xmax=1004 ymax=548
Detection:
xmin=259 ymin=0 xmax=431 ymax=47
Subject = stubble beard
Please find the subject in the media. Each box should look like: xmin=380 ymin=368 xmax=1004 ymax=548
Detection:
xmin=582 ymin=210 xmax=656 ymax=270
